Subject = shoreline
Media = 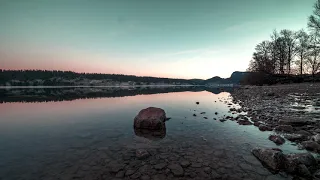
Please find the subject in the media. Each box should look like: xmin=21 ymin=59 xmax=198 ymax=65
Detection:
xmin=231 ymin=83 xmax=320 ymax=146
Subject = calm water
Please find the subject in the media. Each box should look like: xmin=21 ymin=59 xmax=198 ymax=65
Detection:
xmin=0 ymin=87 xmax=304 ymax=180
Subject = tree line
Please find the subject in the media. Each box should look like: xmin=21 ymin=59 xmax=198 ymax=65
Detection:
xmin=0 ymin=69 xmax=200 ymax=86
xmin=248 ymin=0 xmax=320 ymax=77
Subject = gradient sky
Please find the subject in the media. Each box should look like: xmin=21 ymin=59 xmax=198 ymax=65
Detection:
xmin=0 ymin=0 xmax=315 ymax=79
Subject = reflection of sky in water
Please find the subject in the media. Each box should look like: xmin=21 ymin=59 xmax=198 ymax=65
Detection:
xmin=0 ymin=90 xmax=308 ymax=179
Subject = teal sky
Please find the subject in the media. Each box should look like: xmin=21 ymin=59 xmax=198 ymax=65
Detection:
xmin=0 ymin=0 xmax=315 ymax=78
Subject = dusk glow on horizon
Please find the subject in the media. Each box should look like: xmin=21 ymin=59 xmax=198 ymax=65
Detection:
xmin=0 ymin=0 xmax=314 ymax=79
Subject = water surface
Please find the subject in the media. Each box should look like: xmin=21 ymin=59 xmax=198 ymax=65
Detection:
xmin=0 ymin=87 xmax=301 ymax=180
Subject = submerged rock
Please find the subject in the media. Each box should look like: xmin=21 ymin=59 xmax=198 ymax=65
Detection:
xmin=136 ymin=149 xmax=150 ymax=159
xmin=168 ymin=164 xmax=184 ymax=176
xmin=179 ymin=160 xmax=191 ymax=168
xmin=269 ymin=135 xmax=285 ymax=145
xmin=134 ymin=107 xmax=166 ymax=130
xmin=251 ymin=148 xmax=286 ymax=172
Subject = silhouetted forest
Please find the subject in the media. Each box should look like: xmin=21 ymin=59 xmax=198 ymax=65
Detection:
xmin=0 ymin=69 xmax=248 ymax=86
xmin=0 ymin=69 xmax=202 ymax=86
xmin=245 ymin=0 xmax=320 ymax=84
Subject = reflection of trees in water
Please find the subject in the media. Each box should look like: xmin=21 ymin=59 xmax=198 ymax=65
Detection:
xmin=0 ymin=86 xmax=234 ymax=103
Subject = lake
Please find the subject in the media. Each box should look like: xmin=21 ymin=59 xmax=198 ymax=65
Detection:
xmin=0 ymin=87 xmax=302 ymax=180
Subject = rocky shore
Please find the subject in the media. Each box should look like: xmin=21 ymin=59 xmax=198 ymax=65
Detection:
xmin=230 ymin=83 xmax=320 ymax=178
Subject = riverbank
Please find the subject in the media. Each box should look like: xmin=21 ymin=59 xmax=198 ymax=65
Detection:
xmin=229 ymin=83 xmax=320 ymax=178
xmin=231 ymin=83 xmax=320 ymax=142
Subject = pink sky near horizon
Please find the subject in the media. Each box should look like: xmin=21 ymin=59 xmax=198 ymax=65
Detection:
xmin=0 ymin=43 xmax=249 ymax=79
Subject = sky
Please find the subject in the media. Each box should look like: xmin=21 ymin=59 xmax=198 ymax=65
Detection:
xmin=0 ymin=0 xmax=315 ymax=79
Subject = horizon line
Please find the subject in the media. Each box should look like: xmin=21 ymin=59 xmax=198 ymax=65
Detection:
xmin=1 ymin=68 xmax=235 ymax=80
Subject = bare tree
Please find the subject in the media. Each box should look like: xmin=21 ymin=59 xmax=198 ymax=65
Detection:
xmin=270 ymin=30 xmax=280 ymax=73
xmin=280 ymin=29 xmax=297 ymax=74
xmin=295 ymin=29 xmax=310 ymax=75
xmin=307 ymin=31 xmax=320 ymax=76
xmin=308 ymin=0 xmax=320 ymax=32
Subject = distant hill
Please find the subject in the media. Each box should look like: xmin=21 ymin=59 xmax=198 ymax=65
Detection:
xmin=0 ymin=69 xmax=248 ymax=86
xmin=205 ymin=71 xmax=250 ymax=85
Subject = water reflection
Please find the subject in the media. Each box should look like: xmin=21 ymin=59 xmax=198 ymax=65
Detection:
xmin=134 ymin=128 xmax=166 ymax=141
xmin=0 ymin=86 xmax=234 ymax=103
xmin=0 ymin=87 xmax=298 ymax=180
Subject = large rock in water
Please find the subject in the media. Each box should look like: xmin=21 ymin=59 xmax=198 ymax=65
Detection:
xmin=134 ymin=107 xmax=166 ymax=130
xmin=251 ymin=148 xmax=286 ymax=172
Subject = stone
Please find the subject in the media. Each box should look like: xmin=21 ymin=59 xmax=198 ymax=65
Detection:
xmin=254 ymin=122 xmax=262 ymax=127
xmin=251 ymin=148 xmax=286 ymax=172
xmin=211 ymin=171 xmax=222 ymax=179
xmin=314 ymin=170 xmax=320 ymax=178
xmin=125 ymin=169 xmax=136 ymax=176
xmin=284 ymin=153 xmax=317 ymax=173
xmin=140 ymin=175 xmax=150 ymax=180
xmin=267 ymin=92 xmax=275 ymax=96
xmin=268 ymin=135 xmax=285 ymax=145
xmin=274 ymin=125 xmax=293 ymax=133
xmin=301 ymin=141 xmax=320 ymax=153
xmin=134 ymin=107 xmax=166 ymax=130
xmin=203 ymin=167 xmax=211 ymax=174
xmin=109 ymin=164 xmax=124 ymax=173
xmin=279 ymin=118 xmax=313 ymax=127
xmin=193 ymin=114 xmax=197 ymax=117
xmin=154 ymin=163 xmax=167 ymax=170
xmin=259 ymin=124 xmax=272 ymax=131
xmin=168 ymin=164 xmax=184 ymax=177
xmin=179 ymin=160 xmax=191 ymax=168
xmin=284 ymin=134 xmax=306 ymax=142
xmin=136 ymin=149 xmax=150 ymax=159
xmin=130 ymin=172 xmax=141 ymax=179
xmin=152 ymin=174 xmax=166 ymax=180
xmin=296 ymin=164 xmax=312 ymax=177
xmin=238 ymin=120 xmax=253 ymax=125
xmin=296 ymin=130 xmax=312 ymax=136
xmin=191 ymin=162 xmax=202 ymax=168
xmin=312 ymin=134 xmax=320 ymax=143
xmin=115 ymin=170 xmax=125 ymax=178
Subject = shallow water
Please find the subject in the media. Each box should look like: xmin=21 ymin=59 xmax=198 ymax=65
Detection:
xmin=0 ymin=87 xmax=305 ymax=180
